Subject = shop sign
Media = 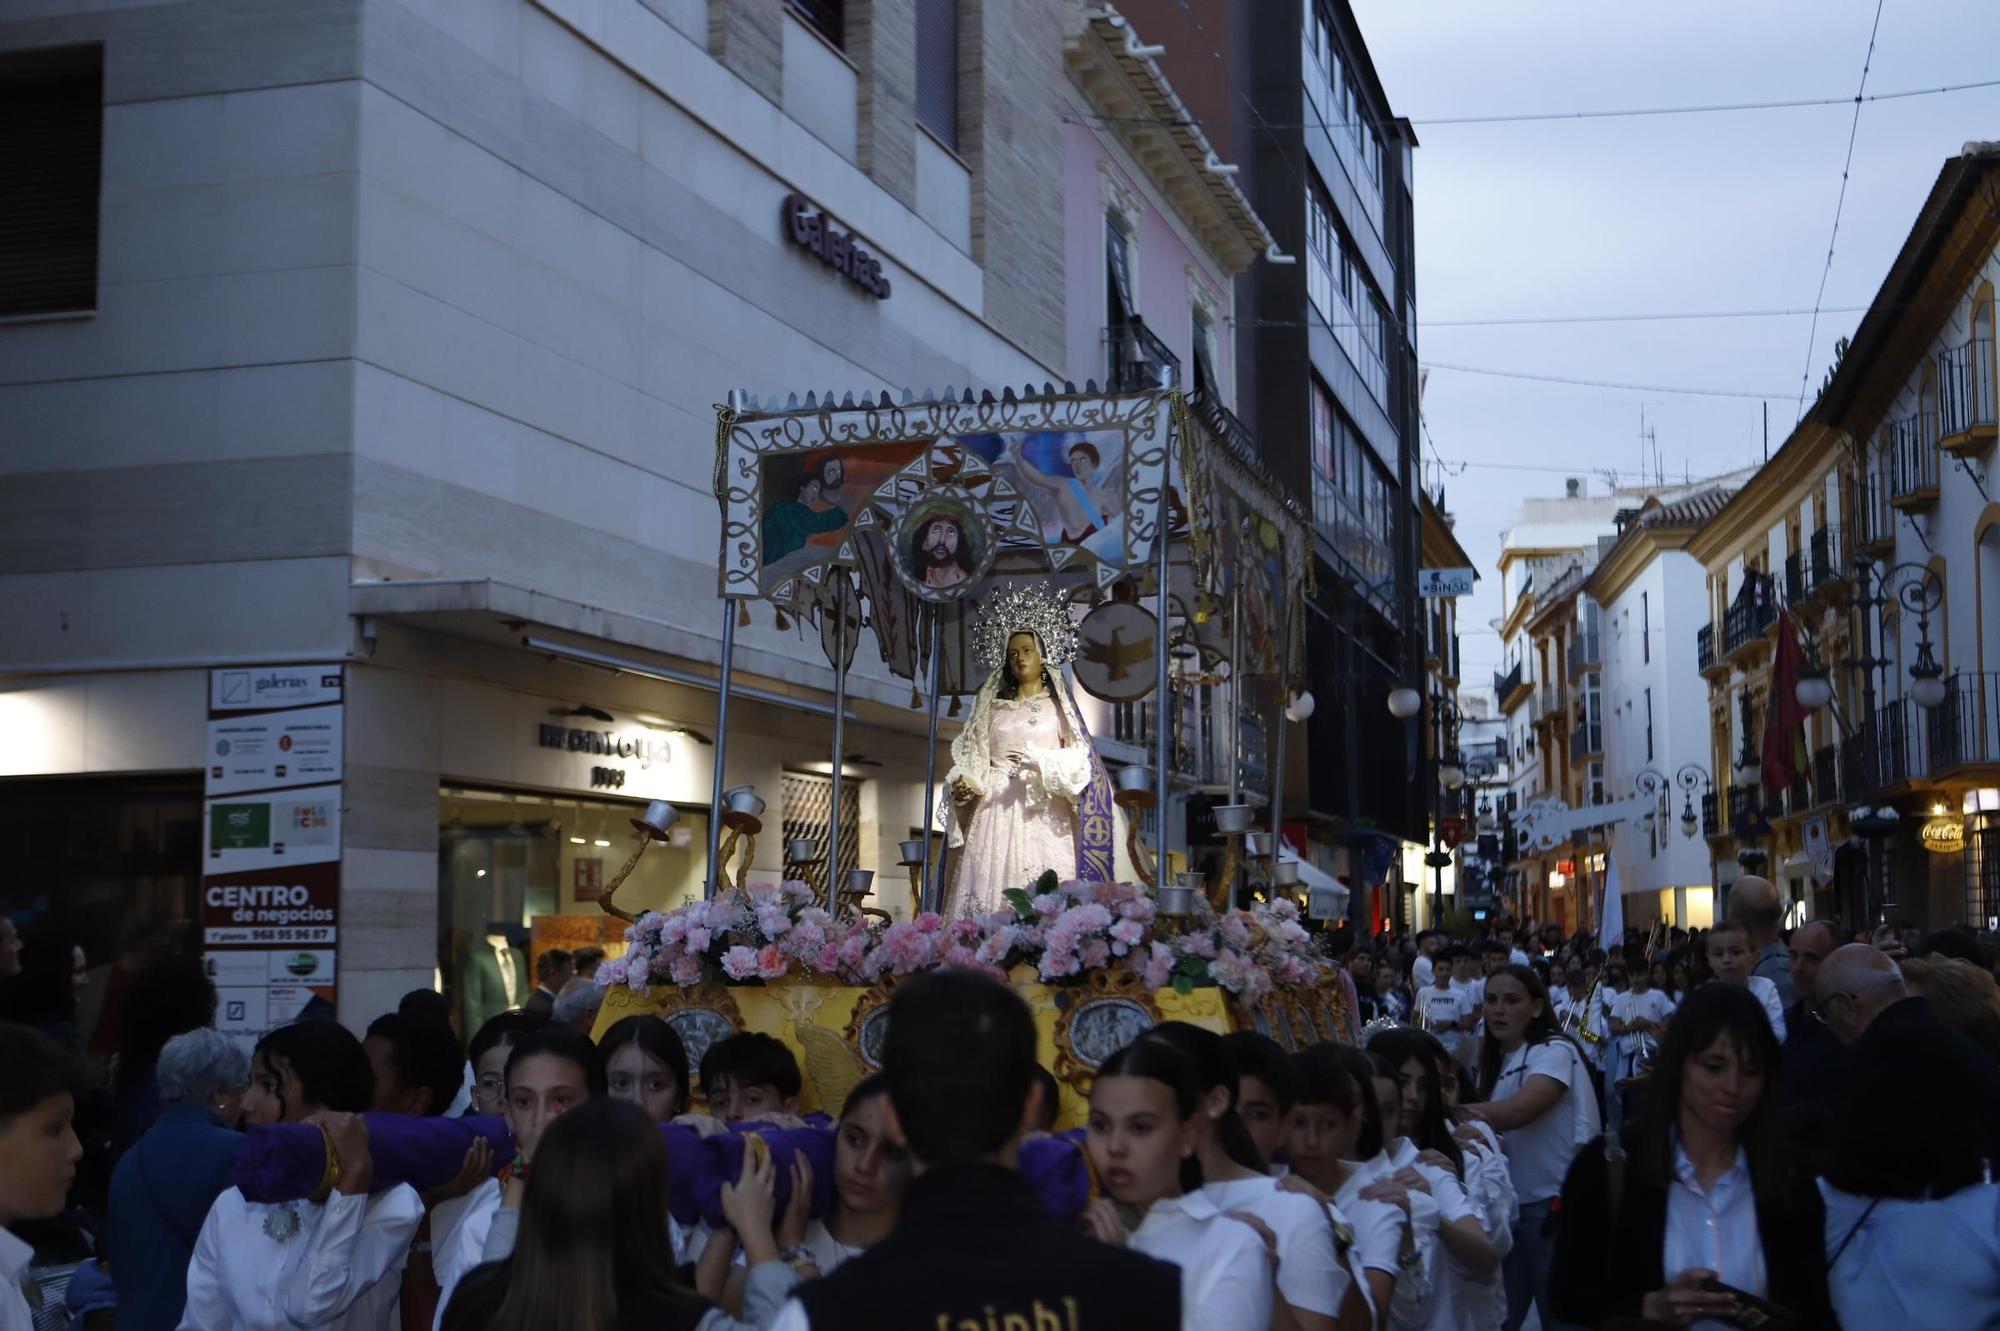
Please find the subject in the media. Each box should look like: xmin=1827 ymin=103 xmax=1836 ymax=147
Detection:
xmin=783 ymin=193 xmax=893 ymax=300
xmin=537 ymin=724 xmax=673 ymax=768
xmin=203 ymin=664 xmax=344 ymax=1050
xmin=1920 ymin=816 xmax=1966 ymax=854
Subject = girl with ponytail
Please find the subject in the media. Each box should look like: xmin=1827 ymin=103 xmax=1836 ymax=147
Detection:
xmin=1082 ymin=1037 xmax=1274 ymax=1331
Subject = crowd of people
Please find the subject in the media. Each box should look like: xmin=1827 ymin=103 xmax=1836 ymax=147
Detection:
xmin=3 ymin=886 xmax=1998 ymax=1330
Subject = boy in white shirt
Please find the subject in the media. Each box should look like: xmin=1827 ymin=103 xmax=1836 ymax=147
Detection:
xmin=0 ymin=1026 xmax=84 ymax=1331
xmin=1705 ymin=920 xmax=1788 ymax=1040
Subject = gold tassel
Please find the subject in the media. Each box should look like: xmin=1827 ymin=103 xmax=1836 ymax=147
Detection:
xmin=910 ymin=686 xmax=922 ymax=709
xmin=948 ymin=695 xmax=962 ymax=718
xmin=737 ymin=601 xmax=751 ymax=629
xmin=774 ymin=607 xmax=790 ymax=631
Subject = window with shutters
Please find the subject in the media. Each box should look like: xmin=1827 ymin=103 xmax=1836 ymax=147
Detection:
xmin=915 ymin=0 xmax=957 ymax=150
xmin=0 ymin=46 xmax=102 ymax=320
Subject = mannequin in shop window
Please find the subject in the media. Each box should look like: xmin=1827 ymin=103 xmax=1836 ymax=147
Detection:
xmin=460 ymin=926 xmax=530 ymax=1035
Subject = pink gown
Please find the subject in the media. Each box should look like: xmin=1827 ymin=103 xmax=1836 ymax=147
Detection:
xmin=950 ymin=695 xmax=1091 ymax=917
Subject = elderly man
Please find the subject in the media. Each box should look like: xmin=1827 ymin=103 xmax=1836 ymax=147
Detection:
xmin=1814 ymin=944 xmax=2000 ymax=1330
xmin=1817 ymin=944 xmax=2000 ymax=1198
xmin=106 ymin=1028 xmax=248 ymax=1331
xmin=1726 ymin=874 xmax=1796 ymax=1011
xmin=1779 ymin=919 xmax=1840 ymax=1109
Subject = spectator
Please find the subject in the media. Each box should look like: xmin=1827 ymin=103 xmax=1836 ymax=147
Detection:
xmin=524 ymin=950 xmax=573 ymax=1019
xmin=0 ymin=1024 xmax=84 ymax=1331
xmin=109 ymin=956 xmax=217 ymax=1159
xmin=571 ymin=947 xmax=607 ymax=981
xmin=699 ymin=1033 xmax=801 ymax=1121
xmin=1814 ymin=945 xmax=2000 ymax=1329
xmin=1815 ymin=944 xmax=2000 ymax=1201
xmin=1779 ymin=920 xmax=1840 ymax=1111
xmin=106 ymin=1029 xmax=248 ymax=1331
xmin=1219 ymin=1032 xmax=1295 ymax=1165
xmin=1372 ymin=963 xmax=1410 ymax=1025
xmin=1725 ymin=876 xmax=1796 ymax=1011
xmin=464 ymin=1012 xmax=545 ymax=1118
xmin=1899 ymin=955 xmax=2000 ymax=1064
xmin=440 ymin=1096 xmax=793 ymax=1331
xmin=1411 ymin=931 xmax=1442 ymax=990
xmin=552 ymin=978 xmax=605 ymax=1035
xmin=1703 ymin=921 xmax=1786 ymax=1041
xmin=398 ymin=989 xmax=453 ymax=1029
xmin=767 ymin=968 xmax=1180 ymax=1329
xmin=1916 ymin=926 xmax=1989 ymax=968
xmin=800 ymin=1076 xmax=910 ymax=1276
xmin=1549 ymin=985 xmax=1831 ymax=1328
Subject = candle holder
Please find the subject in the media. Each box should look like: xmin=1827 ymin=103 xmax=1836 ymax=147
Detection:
xmin=1114 ymin=766 xmax=1159 ymax=888
xmin=598 ymin=801 xmax=680 ymax=923
xmin=834 ymin=868 xmax=889 ymax=925
xmin=714 ymin=785 xmax=764 ymax=891
xmin=899 ymin=839 xmax=928 ymax=916
xmin=1211 ymin=802 xmax=1262 ymax=914
xmin=784 ymin=836 xmax=823 ymax=903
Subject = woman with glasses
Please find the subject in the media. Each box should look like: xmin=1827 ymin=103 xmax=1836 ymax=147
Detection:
xmin=1547 ymin=984 xmax=1831 ymax=1329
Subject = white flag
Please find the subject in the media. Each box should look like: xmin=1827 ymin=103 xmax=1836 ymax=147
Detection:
xmin=1598 ymin=856 xmax=1624 ymax=952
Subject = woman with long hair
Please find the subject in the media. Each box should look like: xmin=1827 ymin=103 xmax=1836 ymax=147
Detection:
xmin=1431 ymin=1050 xmax=1517 ymax=1331
xmin=1455 ymin=965 xmax=1598 ymax=1331
xmin=441 ymin=1096 xmax=798 ymax=1331
xmin=803 ymin=1074 xmax=908 ymax=1274
xmin=1081 ymin=1038 xmax=1274 ymax=1330
xmin=1144 ymin=1023 xmax=1367 ymax=1331
xmin=1366 ymin=1029 xmax=1507 ymax=1330
xmin=1548 ymin=984 xmax=1832 ymax=1329
xmin=180 ymin=1021 xmax=425 ymax=1331
xmin=599 ymin=1014 xmax=691 ymax=1121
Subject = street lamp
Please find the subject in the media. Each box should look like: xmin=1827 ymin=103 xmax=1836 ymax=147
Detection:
xmin=1387 ymin=686 xmax=1423 ymax=719
xmin=1439 ymin=761 xmax=1466 ymax=790
xmin=1908 ymin=635 xmax=1946 ymax=710
xmin=1795 ymin=665 xmax=1834 ymax=713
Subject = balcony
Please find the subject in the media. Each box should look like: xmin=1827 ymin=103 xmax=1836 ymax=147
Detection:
xmin=1568 ymin=721 xmax=1602 ymax=763
xmin=1309 ymin=472 xmax=1395 ymax=595
xmin=1700 ymin=792 xmax=1719 ymax=839
xmin=1873 ymin=697 xmax=1928 ymax=788
xmin=1103 ymin=317 xmax=1181 ymax=394
xmin=1809 ymin=525 xmax=1850 ymax=595
xmin=1813 ymin=744 xmax=1838 ymax=807
xmin=1932 ymin=672 xmax=2000 ymax=774
xmin=1782 ymin=550 xmax=1806 ymax=609
xmin=1727 ymin=786 xmax=1761 ymax=836
xmin=1697 ymin=623 xmax=1722 ymax=677
xmin=1886 ymin=415 xmax=1940 ymax=511
xmin=1722 ymin=573 xmax=1776 ymax=662
xmin=1567 ymin=632 xmax=1600 ymax=679
xmin=1840 ymin=737 xmax=1878 ymax=806
xmin=1494 ymin=661 xmax=1532 ymax=713
xmin=1191 ymin=389 xmax=1259 ymax=470
xmin=1938 ymin=336 xmax=1997 ymax=456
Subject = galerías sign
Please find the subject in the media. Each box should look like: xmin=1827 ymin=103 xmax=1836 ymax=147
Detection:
xmin=783 ymin=193 xmax=892 ymax=300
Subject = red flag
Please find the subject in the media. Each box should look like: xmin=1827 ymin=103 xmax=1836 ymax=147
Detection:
xmin=1762 ymin=611 xmax=1809 ymax=794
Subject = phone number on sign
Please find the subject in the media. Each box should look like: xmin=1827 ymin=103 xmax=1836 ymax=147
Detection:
xmin=205 ymin=927 xmax=338 ymax=945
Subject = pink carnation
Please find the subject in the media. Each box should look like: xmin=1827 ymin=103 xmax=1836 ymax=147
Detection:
xmin=912 ymin=912 xmax=945 ymax=935
xmin=720 ymin=945 xmax=761 ymax=981
xmin=1081 ymin=940 xmax=1111 ymax=970
xmin=755 ymin=944 xmax=788 ymax=980
xmin=1218 ymin=914 xmax=1252 ymax=949
xmin=975 ymin=928 xmax=1015 ymax=966
xmin=670 ymin=954 xmax=704 ymax=987
xmin=1182 ymin=931 xmax=1217 ymax=959
xmin=756 ymin=905 xmax=793 ymax=939
xmin=1142 ymin=941 xmax=1176 ymax=989
xmin=1038 ymin=950 xmax=1081 ymax=980
xmin=1208 ymin=950 xmax=1254 ymax=993
xmin=685 ymin=926 xmax=713 ymax=954
xmin=1108 ymin=919 xmax=1145 ymax=953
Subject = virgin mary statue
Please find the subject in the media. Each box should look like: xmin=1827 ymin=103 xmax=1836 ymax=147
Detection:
xmin=942 ymin=584 xmax=1117 ymax=917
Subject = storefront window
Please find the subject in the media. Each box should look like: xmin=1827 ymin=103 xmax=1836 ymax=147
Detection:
xmin=438 ymin=786 xmax=709 ymax=1036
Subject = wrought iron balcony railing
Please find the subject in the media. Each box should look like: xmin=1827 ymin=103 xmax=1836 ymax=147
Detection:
xmin=1886 ymin=415 xmax=1939 ymax=505
xmin=1568 ymin=721 xmax=1602 ymax=763
xmin=1938 ymin=336 xmax=1997 ymax=449
xmin=1932 ymin=672 xmax=2000 ymax=773
xmin=1808 ymin=525 xmax=1847 ymax=591
xmin=1103 ymin=318 xmax=1181 ymax=394
xmin=1783 ymin=551 xmax=1806 ymax=608
xmin=1723 ymin=573 xmax=1775 ymax=656
xmin=1191 ymin=389 xmax=1259 ymax=469
xmin=1697 ymin=623 xmax=1717 ymax=673
xmin=1568 ymin=632 xmax=1600 ymax=678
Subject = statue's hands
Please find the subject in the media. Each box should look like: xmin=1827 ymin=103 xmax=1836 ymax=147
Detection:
xmin=952 ymin=777 xmax=977 ymax=805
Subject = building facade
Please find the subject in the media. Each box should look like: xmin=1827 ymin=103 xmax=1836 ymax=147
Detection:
xmin=1690 ymin=145 xmax=2000 ymax=934
xmin=0 ymin=0 xmax=1267 ymax=1034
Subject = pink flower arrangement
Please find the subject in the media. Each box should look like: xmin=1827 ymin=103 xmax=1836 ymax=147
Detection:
xmin=595 ymin=874 xmax=1331 ymax=997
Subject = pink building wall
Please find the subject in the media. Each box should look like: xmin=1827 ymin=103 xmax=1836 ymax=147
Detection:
xmin=1061 ymin=120 xmax=1233 ymax=404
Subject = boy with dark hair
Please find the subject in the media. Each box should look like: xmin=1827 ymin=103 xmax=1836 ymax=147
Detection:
xmin=363 ymin=1011 xmax=465 ymax=1117
xmin=699 ymin=1032 xmax=802 ymax=1119
xmin=523 ymin=948 xmax=572 ymax=1018
xmin=1220 ymin=1030 xmax=1295 ymax=1163
xmin=772 ymin=969 xmax=1179 ymax=1330
xmin=0 ymin=1024 xmax=83 ymax=1328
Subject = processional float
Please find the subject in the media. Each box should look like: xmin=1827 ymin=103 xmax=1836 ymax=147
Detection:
xmin=585 ymin=376 xmax=1337 ymax=1128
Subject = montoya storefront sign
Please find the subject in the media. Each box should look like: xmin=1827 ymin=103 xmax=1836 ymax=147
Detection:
xmin=783 ymin=193 xmax=892 ymax=300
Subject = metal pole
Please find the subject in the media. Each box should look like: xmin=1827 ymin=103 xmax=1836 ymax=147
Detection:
xmin=828 ymin=578 xmax=851 ymax=895
xmin=1269 ymin=605 xmax=1294 ymax=854
xmin=1229 ymin=589 xmax=1243 ymax=806
xmin=918 ymin=609 xmax=944 ymax=914
xmin=1153 ymin=377 xmax=1176 ymax=887
xmin=705 ymin=598 xmax=737 ymax=899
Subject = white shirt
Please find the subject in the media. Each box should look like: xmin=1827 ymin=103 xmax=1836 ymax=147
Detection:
xmin=1545 ymin=985 xmax=1570 ymax=1011
xmin=1344 ymin=1154 xmax=1439 ymax=1331
xmin=0 ymin=1229 xmax=34 ymax=1331
xmin=1490 ymin=1039 xmax=1598 ymax=1204
xmin=1386 ymin=1139 xmax=1491 ymax=1331
xmin=1203 ymin=1174 xmax=1351 ymax=1318
xmin=1610 ymin=989 xmax=1677 ymax=1078
xmin=1665 ymin=1143 xmax=1767 ymax=1331
xmin=1450 ymin=1126 xmax=1517 ymax=1331
xmin=1820 ymin=1179 xmax=2000 ymax=1331
xmin=1129 ymin=1190 xmax=1274 ymax=1331
xmin=430 ymin=1179 xmax=501 ymax=1331
xmin=1413 ymin=954 xmax=1435 ymax=989
xmin=1745 ymin=976 xmax=1788 ymax=1042
xmin=179 ymin=1184 xmax=424 ymax=1331
xmin=801 ymin=1217 xmax=865 ymax=1277
xmin=1509 ymin=948 xmax=1531 ymax=968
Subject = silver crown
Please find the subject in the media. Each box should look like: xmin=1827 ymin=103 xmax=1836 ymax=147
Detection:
xmin=969 ymin=582 xmax=1079 ymax=672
